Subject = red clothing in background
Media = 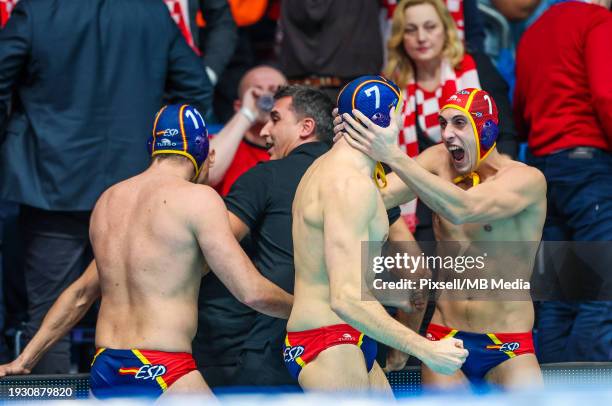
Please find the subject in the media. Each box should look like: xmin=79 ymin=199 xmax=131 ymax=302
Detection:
xmin=514 ymin=2 xmax=612 ymax=156
xmin=214 ymin=139 xmax=269 ymax=196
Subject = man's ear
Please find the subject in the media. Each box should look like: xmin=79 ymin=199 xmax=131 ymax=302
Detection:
xmin=300 ymin=117 xmax=316 ymax=139
xmin=208 ymin=149 xmax=216 ymax=167
xmin=233 ymin=99 xmax=242 ymax=112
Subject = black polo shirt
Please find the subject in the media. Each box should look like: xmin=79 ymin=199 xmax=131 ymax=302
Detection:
xmin=193 ymin=142 xmax=400 ymax=370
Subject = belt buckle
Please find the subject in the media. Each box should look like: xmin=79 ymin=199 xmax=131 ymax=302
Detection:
xmin=568 ymin=147 xmax=594 ymax=159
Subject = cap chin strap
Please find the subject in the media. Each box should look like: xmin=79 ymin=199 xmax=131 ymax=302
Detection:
xmin=451 ymin=140 xmax=497 ymax=187
xmin=192 ymin=163 xmax=204 ymax=182
xmin=453 ymin=172 xmax=480 ymax=187
xmin=373 ymin=162 xmax=388 ymax=189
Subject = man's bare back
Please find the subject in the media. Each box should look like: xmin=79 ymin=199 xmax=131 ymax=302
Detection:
xmin=0 ymin=104 xmax=292 ymax=398
xmin=91 ymin=172 xmax=210 ymax=352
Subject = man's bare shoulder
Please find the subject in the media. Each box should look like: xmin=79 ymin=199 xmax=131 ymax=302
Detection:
xmin=322 ymin=167 xmax=376 ymax=192
xmin=489 ymin=161 xmax=547 ymax=212
xmin=497 ymin=160 xmax=546 ymax=192
xmin=175 ymin=183 xmax=225 ymax=211
xmin=320 ymin=167 xmax=379 ymax=212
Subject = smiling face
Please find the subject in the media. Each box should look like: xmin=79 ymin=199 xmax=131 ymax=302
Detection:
xmin=259 ymin=96 xmax=303 ymax=160
xmin=402 ymin=3 xmax=446 ymax=66
xmin=439 ymin=107 xmax=478 ymax=174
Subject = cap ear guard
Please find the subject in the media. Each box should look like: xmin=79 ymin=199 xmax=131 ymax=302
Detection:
xmin=480 ymin=120 xmax=498 ymax=150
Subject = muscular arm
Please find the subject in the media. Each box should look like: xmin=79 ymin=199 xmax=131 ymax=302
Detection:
xmin=384 ymin=147 xmax=546 ymax=224
xmin=208 ymin=112 xmax=253 ymax=186
xmin=339 ymin=109 xmax=546 ymax=224
xmin=227 ymin=211 xmax=250 ymax=241
xmin=323 ymin=176 xmax=431 ymax=358
xmin=193 ymin=187 xmax=292 ymax=318
xmin=379 ymin=149 xmax=439 ymax=209
xmin=0 ymin=261 xmax=100 ymax=376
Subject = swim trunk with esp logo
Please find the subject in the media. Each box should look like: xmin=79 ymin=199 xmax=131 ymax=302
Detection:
xmin=426 ymin=323 xmax=535 ymax=382
xmin=89 ymin=348 xmax=197 ymax=398
xmin=283 ymin=323 xmax=377 ymax=379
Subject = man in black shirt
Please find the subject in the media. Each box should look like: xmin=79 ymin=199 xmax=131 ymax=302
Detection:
xmin=193 ymin=86 xmax=401 ymax=388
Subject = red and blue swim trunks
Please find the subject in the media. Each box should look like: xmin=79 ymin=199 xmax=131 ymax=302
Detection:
xmin=283 ymin=324 xmax=377 ymax=379
xmin=426 ymin=323 xmax=535 ymax=382
xmin=89 ymin=348 xmax=197 ymax=398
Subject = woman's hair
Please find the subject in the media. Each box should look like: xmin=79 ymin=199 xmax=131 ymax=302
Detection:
xmin=384 ymin=0 xmax=464 ymax=88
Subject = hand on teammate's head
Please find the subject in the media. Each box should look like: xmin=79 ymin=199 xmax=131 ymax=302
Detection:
xmin=332 ymin=108 xmax=346 ymax=143
xmin=339 ymin=107 xmax=401 ymax=163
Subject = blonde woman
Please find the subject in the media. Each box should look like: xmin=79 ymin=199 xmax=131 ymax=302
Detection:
xmin=386 ymin=0 xmax=479 ymax=160
xmin=384 ymin=0 xmax=516 ymax=235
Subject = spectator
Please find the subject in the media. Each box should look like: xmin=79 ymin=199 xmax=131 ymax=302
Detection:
xmin=279 ymin=0 xmax=385 ymax=101
xmin=514 ymin=0 xmax=612 ymax=362
xmin=488 ymin=0 xmax=541 ymax=21
xmin=212 ymin=0 xmax=272 ymax=122
xmin=209 ymin=65 xmax=287 ymax=196
xmin=384 ymin=0 xmax=516 ymax=238
xmin=2 ymin=1 xmax=238 ymax=87
xmin=479 ymin=0 xmax=542 ymax=94
xmin=380 ymin=0 xmax=487 ymax=55
xmin=163 ymin=0 xmax=238 ymax=95
xmin=0 ymin=0 xmax=212 ymax=374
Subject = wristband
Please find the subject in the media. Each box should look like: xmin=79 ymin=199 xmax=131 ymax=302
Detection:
xmin=239 ymin=106 xmax=256 ymax=123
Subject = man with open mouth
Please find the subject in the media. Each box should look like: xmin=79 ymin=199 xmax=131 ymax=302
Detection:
xmin=337 ymin=88 xmax=547 ymax=388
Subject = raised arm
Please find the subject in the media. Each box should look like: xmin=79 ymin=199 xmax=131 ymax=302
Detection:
xmin=192 ymin=186 xmax=292 ymax=319
xmin=378 ymin=147 xmax=441 ymax=209
xmin=384 ymin=152 xmax=546 ymax=224
xmin=208 ymin=87 xmax=268 ymax=186
xmin=0 ymin=260 xmax=101 ymax=376
xmin=339 ymin=109 xmax=546 ymax=224
xmin=323 ymin=176 xmax=467 ymax=375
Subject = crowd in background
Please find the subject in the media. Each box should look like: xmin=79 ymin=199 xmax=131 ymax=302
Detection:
xmin=0 ymin=0 xmax=610 ymax=382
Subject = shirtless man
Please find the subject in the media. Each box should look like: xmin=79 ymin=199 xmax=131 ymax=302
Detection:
xmin=0 ymin=104 xmax=292 ymax=398
xmin=338 ymin=88 xmax=546 ymax=388
xmin=284 ymin=106 xmax=469 ymax=392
